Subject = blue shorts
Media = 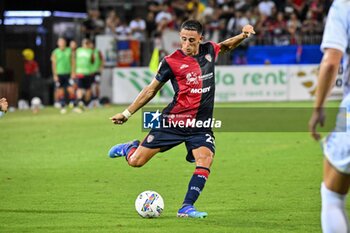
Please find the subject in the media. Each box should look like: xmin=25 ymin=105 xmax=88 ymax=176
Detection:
xmin=141 ymin=128 xmax=215 ymax=163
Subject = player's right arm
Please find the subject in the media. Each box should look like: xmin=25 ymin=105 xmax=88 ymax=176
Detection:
xmin=308 ymin=0 xmax=348 ymax=141
xmin=308 ymin=48 xmax=342 ymax=140
xmin=110 ymin=78 xmax=165 ymax=124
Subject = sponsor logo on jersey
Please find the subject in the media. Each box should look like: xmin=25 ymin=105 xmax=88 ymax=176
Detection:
xmin=190 ymin=86 xmax=211 ymax=94
xmin=199 ymin=72 xmax=213 ymax=80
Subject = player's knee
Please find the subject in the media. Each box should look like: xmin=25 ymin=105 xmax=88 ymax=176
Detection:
xmin=196 ymin=152 xmax=214 ymax=167
xmin=127 ymin=156 xmax=145 ymax=168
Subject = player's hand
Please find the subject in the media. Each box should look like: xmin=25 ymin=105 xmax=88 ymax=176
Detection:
xmin=242 ymin=25 xmax=255 ymax=38
xmin=53 ymin=75 xmax=59 ymax=83
xmin=308 ymin=108 xmax=325 ymax=141
xmin=110 ymin=113 xmax=128 ymax=125
xmin=0 ymin=98 xmax=8 ymax=112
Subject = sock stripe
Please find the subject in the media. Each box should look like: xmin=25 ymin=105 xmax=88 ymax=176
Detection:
xmin=126 ymin=147 xmax=137 ymax=161
xmin=195 ymin=166 xmax=210 ymax=173
xmin=194 ymin=167 xmax=210 ymax=179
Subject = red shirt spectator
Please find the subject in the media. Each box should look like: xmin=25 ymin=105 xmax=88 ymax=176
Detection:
xmin=24 ymin=60 xmax=39 ymax=76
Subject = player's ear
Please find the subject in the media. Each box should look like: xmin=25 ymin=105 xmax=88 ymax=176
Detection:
xmin=199 ymin=35 xmax=203 ymax=43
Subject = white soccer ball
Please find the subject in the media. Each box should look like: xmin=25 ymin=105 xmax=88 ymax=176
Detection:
xmin=31 ymin=97 xmax=42 ymax=108
xmin=135 ymin=190 xmax=164 ymax=218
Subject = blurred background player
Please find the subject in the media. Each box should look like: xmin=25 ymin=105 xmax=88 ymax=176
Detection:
xmin=308 ymin=0 xmax=350 ymax=232
xmin=0 ymin=98 xmax=8 ymax=118
xmin=108 ymin=20 xmax=255 ymax=218
xmin=51 ymin=37 xmax=76 ymax=114
xmin=72 ymin=38 xmax=94 ymax=112
xmin=20 ymin=48 xmax=40 ymax=109
xmin=89 ymin=41 xmax=104 ymax=108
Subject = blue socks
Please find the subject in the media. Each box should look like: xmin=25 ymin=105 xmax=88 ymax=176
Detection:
xmin=183 ymin=166 xmax=210 ymax=206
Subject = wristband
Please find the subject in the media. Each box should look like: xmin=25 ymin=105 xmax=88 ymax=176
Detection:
xmin=122 ymin=109 xmax=132 ymax=119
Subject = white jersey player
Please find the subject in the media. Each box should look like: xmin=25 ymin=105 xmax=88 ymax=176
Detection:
xmin=309 ymin=0 xmax=350 ymax=232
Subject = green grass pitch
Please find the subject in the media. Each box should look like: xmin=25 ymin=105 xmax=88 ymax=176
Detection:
xmin=0 ymin=101 xmax=344 ymax=232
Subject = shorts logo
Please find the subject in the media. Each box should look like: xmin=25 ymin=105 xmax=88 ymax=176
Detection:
xmin=143 ymin=110 xmax=161 ymax=129
xmin=147 ymin=135 xmax=154 ymax=143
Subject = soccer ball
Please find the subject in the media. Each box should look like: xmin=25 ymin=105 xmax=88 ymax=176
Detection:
xmin=135 ymin=190 xmax=164 ymax=218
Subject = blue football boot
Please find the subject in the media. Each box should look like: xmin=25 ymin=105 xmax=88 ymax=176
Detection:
xmin=108 ymin=140 xmax=140 ymax=158
xmin=177 ymin=205 xmax=208 ymax=218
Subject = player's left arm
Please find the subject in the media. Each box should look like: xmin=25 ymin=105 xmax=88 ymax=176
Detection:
xmin=218 ymin=25 xmax=255 ymax=53
xmin=99 ymin=51 xmax=105 ymax=73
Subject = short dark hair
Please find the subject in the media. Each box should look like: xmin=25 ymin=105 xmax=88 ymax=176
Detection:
xmin=180 ymin=20 xmax=203 ymax=35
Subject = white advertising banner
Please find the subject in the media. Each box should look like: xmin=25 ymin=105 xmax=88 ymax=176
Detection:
xmin=162 ymin=29 xmax=181 ymax=55
xmin=95 ymin=35 xmax=117 ymax=67
xmin=111 ymin=65 xmax=343 ymax=104
xmin=215 ymin=66 xmax=288 ymax=102
xmin=112 ymin=68 xmax=174 ymax=104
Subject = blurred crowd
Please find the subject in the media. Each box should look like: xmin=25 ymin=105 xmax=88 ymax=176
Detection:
xmin=81 ymin=0 xmax=331 ymax=46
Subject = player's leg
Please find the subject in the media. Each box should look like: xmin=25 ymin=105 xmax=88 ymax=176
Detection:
xmin=67 ymin=86 xmax=76 ymax=108
xmin=127 ymin=146 xmax=161 ymax=167
xmin=178 ymin=146 xmax=214 ymax=218
xmin=321 ymin=96 xmax=350 ymax=232
xmin=74 ymin=77 xmax=88 ymax=112
xmin=108 ymin=129 xmax=182 ymax=167
xmin=59 ymin=75 xmax=71 ymax=114
xmin=178 ymin=132 xmax=215 ymax=218
xmin=108 ymin=140 xmax=160 ymax=167
xmin=321 ymin=158 xmax=350 ymax=233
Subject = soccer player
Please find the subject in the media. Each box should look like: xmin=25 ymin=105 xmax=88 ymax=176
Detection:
xmin=108 ymin=20 xmax=255 ymax=218
xmin=308 ymin=1 xmax=350 ymax=232
xmin=0 ymin=98 xmax=8 ymax=118
xmin=72 ymin=38 xmax=94 ymax=112
xmin=89 ymin=41 xmax=105 ymax=107
xmin=51 ymin=37 xmax=75 ymax=114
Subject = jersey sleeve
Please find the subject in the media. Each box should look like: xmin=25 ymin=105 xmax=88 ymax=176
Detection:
xmin=209 ymin=41 xmax=221 ymax=60
xmin=321 ymin=1 xmax=349 ymax=53
xmin=155 ymin=58 xmax=174 ymax=83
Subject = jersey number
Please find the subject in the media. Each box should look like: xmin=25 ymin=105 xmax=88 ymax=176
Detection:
xmin=205 ymin=134 xmax=215 ymax=145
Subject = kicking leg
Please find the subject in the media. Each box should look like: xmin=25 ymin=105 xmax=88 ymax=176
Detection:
xmin=321 ymin=158 xmax=350 ymax=233
xmin=108 ymin=140 xmax=160 ymax=167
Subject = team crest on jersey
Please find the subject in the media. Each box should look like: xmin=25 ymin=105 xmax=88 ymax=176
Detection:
xmin=186 ymin=72 xmax=199 ymax=85
xmin=205 ymin=54 xmax=212 ymax=62
xmin=147 ymin=135 xmax=154 ymax=143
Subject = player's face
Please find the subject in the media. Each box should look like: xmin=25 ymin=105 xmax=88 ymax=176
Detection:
xmin=179 ymin=29 xmax=202 ymax=56
xmin=57 ymin=38 xmax=66 ymax=48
